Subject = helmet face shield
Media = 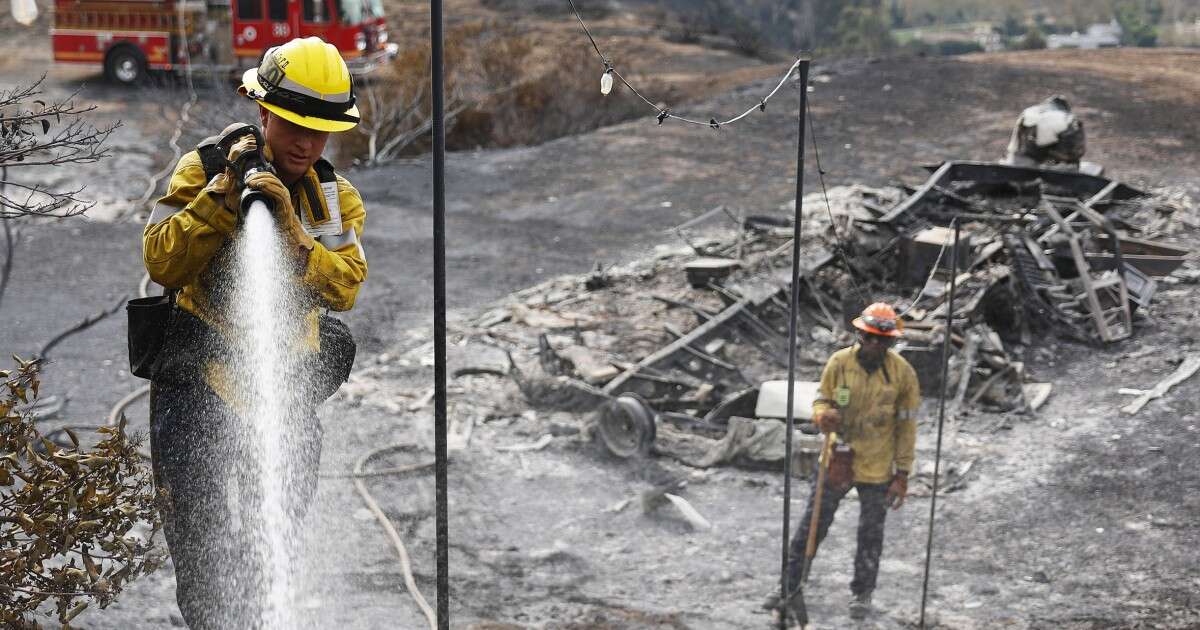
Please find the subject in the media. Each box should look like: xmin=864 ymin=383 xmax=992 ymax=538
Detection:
xmin=859 ymin=314 xmax=896 ymax=333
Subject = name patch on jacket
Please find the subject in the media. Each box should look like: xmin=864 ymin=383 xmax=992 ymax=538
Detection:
xmin=297 ymin=162 xmax=343 ymax=238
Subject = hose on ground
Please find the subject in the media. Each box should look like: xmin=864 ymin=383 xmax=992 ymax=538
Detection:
xmin=350 ymin=445 xmax=438 ymax=629
xmin=105 ymin=272 xmax=439 ymax=628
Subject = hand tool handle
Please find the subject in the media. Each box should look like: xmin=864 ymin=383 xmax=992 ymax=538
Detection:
xmin=802 ymin=431 xmax=837 ymax=582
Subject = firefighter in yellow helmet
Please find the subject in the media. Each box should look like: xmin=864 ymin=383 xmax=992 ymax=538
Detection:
xmin=142 ymin=37 xmax=367 ymax=628
xmin=766 ymin=302 xmax=920 ymax=622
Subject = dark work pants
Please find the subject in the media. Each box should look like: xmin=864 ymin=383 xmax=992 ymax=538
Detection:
xmin=149 ymin=376 xmax=321 ymax=630
xmin=786 ymin=475 xmax=890 ymax=597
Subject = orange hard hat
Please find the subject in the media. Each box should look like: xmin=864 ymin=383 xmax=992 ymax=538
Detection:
xmin=852 ymin=302 xmax=903 ymax=338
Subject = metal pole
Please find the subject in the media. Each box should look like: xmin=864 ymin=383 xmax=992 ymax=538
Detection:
xmin=430 ymin=0 xmax=449 ymax=627
xmin=919 ymin=220 xmax=960 ymax=628
xmin=779 ymin=56 xmax=811 ymax=630
xmin=0 ymin=166 xmax=11 ymax=311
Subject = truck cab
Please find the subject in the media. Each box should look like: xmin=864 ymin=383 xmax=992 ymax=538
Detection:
xmin=51 ymin=0 xmax=397 ymax=85
xmin=229 ymin=0 xmax=395 ymax=73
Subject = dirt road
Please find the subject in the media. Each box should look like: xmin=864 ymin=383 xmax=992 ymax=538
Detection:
xmin=1 ymin=44 xmax=1198 ymax=628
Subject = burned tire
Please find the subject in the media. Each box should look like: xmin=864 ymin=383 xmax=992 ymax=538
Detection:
xmin=105 ymin=46 xmax=147 ymax=86
xmin=598 ymin=393 xmax=656 ymax=459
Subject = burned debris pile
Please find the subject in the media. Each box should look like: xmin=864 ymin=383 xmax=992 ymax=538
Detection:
xmin=441 ymin=161 xmax=1196 ymax=474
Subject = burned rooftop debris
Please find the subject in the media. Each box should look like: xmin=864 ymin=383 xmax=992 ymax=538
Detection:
xmin=437 ymin=158 xmax=1195 ymax=476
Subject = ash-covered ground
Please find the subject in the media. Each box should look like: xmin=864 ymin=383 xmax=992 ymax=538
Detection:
xmin=1 ymin=44 xmax=1198 ymax=629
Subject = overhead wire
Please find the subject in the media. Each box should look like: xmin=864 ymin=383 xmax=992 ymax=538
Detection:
xmin=897 ymin=217 xmax=957 ymax=319
xmin=565 ymin=0 xmax=804 ymax=128
xmin=563 ymin=0 xmax=885 ymax=315
xmin=565 ymin=0 xmax=878 ymax=316
xmin=804 ymin=101 xmax=868 ymax=304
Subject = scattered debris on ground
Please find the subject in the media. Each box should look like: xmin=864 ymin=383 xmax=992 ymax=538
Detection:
xmin=340 ymin=161 xmax=1198 ymax=508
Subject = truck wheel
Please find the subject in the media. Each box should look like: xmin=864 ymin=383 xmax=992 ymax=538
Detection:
xmin=104 ymin=47 xmax=146 ymax=85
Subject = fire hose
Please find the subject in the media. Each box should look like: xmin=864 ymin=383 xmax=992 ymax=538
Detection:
xmin=106 ymin=272 xmax=439 ymax=629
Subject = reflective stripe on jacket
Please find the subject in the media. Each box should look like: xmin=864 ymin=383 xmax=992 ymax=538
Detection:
xmin=142 ymin=148 xmax=367 ymax=404
xmin=144 ymin=149 xmax=368 ymax=317
xmin=811 ymin=346 xmax=919 ymax=484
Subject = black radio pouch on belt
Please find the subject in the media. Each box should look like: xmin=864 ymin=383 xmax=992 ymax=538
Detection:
xmin=126 ymin=126 xmax=250 ymax=381
xmin=314 ymin=313 xmax=356 ymax=402
xmin=127 ymin=289 xmax=177 ymax=379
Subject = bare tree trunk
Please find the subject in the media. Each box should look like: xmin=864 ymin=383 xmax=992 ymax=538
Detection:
xmin=0 ymin=167 xmax=12 ymax=311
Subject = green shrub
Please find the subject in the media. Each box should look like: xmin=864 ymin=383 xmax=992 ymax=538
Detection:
xmin=1020 ymin=27 xmax=1047 ymax=50
xmin=936 ymin=40 xmax=984 ymax=55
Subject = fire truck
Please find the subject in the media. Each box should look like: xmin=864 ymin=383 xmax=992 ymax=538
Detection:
xmin=51 ymin=0 xmax=399 ymax=85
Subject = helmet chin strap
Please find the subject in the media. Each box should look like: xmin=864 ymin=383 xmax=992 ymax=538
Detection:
xmin=856 ymin=336 xmax=886 ymax=372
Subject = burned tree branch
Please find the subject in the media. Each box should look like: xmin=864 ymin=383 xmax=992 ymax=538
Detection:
xmin=0 ymin=76 xmax=116 ymax=219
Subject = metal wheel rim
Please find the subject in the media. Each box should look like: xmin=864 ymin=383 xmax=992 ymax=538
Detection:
xmin=598 ymin=395 xmax=654 ymax=458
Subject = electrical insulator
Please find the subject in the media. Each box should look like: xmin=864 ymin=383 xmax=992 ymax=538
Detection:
xmin=600 ymin=71 xmax=613 ymax=95
xmin=12 ymin=0 xmax=38 ymax=25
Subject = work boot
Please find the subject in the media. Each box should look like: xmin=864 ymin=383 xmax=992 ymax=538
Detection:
xmin=848 ymin=590 xmax=872 ymax=620
xmin=763 ymin=589 xmax=808 ymax=627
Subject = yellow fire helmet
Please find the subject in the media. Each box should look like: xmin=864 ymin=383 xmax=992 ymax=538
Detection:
xmin=239 ymin=37 xmax=360 ymax=133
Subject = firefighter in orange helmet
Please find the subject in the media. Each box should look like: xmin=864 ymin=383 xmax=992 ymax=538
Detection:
xmin=767 ymin=302 xmax=920 ymax=621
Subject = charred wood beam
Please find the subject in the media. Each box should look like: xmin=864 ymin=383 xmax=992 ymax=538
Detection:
xmin=603 ymin=301 xmax=744 ymax=395
xmin=605 ymin=290 xmax=781 ymax=396
xmin=651 ymin=294 xmax=717 ymax=321
xmin=879 ymin=161 xmax=1143 ymax=226
xmin=662 ymin=323 xmax=747 ymax=378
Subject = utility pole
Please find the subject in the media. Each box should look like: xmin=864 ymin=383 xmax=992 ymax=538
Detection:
xmin=779 ymin=55 xmax=811 ymax=630
xmin=430 ymin=0 xmax=449 ymax=627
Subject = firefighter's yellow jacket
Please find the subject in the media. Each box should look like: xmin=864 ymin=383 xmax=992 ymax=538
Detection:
xmin=811 ymin=346 xmax=919 ymax=484
xmin=142 ymin=149 xmax=367 ymax=404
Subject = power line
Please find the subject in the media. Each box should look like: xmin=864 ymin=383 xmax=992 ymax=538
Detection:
xmin=565 ymin=0 xmax=879 ymax=308
xmin=898 ymin=217 xmax=957 ymax=319
xmin=804 ymin=101 xmax=869 ymax=305
xmin=565 ymin=0 xmax=805 ymax=128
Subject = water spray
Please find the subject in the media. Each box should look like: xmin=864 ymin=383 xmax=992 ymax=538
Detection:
xmin=222 ymin=123 xmax=304 ymax=627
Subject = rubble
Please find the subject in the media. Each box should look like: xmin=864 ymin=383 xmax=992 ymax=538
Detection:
xmin=423 ymin=162 xmax=1194 ymax=479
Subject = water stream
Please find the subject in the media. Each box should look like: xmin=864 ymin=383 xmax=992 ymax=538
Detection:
xmin=230 ymin=203 xmax=302 ymax=628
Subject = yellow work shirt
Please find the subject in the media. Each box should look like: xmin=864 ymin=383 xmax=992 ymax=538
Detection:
xmin=811 ymin=346 xmax=920 ymax=484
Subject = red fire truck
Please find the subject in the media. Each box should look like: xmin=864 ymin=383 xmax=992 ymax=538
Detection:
xmin=51 ymin=0 xmax=399 ymax=85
